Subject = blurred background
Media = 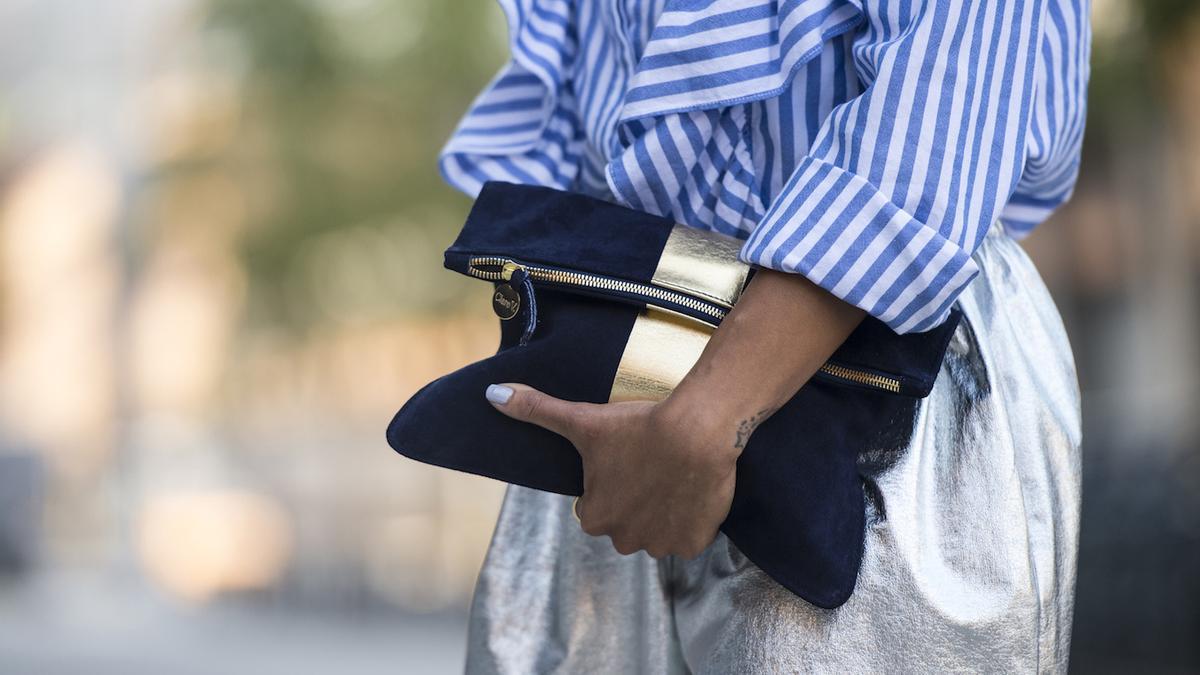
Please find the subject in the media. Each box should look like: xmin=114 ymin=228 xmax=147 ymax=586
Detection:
xmin=0 ymin=0 xmax=1196 ymax=672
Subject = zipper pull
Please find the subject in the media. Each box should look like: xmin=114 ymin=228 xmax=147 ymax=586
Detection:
xmin=508 ymin=267 xmax=538 ymax=347
xmin=501 ymin=261 xmax=524 ymax=281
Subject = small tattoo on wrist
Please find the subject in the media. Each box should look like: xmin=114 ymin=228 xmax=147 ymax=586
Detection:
xmin=734 ymin=407 xmax=777 ymax=449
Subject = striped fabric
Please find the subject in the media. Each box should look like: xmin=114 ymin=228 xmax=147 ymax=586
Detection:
xmin=441 ymin=0 xmax=1090 ymax=333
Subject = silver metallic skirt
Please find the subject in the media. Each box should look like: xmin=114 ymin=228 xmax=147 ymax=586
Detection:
xmin=464 ymin=224 xmax=1083 ymax=674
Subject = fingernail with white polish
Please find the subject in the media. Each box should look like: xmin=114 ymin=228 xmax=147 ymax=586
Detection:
xmin=486 ymin=384 xmax=513 ymax=405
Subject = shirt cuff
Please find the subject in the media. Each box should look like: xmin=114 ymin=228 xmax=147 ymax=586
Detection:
xmin=737 ymin=156 xmax=980 ymax=334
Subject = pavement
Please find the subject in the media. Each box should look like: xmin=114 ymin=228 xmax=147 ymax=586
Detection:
xmin=0 ymin=570 xmax=468 ymax=674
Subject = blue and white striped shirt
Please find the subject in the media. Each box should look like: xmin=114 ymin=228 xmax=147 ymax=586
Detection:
xmin=441 ymin=0 xmax=1090 ymax=333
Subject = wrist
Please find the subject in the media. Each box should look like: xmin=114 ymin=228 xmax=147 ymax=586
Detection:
xmin=657 ymin=383 xmax=774 ymax=460
xmin=668 ymin=354 xmax=781 ymax=427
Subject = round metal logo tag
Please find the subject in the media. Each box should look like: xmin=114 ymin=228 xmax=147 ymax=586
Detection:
xmin=492 ymin=284 xmax=521 ymax=320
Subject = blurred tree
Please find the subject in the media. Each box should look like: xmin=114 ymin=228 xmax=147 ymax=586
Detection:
xmin=161 ymin=0 xmax=509 ymax=330
xmin=1087 ymin=0 xmax=1200 ymax=139
xmin=1141 ymin=0 xmax=1200 ymax=44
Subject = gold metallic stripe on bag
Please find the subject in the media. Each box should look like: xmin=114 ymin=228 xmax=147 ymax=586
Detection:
xmin=652 ymin=225 xmax=750 ymax=309
xmin=607 ymin=309 xmax=902 ymax=402
xmin=609 ymin=308 xmax=713 ymax=403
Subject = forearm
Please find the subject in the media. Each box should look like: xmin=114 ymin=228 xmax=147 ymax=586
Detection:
xmin=661 ymin=269 xmax=865 ymax=450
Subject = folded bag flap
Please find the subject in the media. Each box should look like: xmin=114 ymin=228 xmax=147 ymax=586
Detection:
xmin=445 ymin=182 xmax=679 ymax=285
xmin=445 ymin=181 xmax=961 ymax=398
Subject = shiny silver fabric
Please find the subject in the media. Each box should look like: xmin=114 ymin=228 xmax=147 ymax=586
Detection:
xmin=464 ymin=225 xmax=1082 ymax=674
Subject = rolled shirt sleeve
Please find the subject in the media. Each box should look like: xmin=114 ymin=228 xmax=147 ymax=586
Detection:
xmin=739 ymin=0 xmax=1051 ymax=334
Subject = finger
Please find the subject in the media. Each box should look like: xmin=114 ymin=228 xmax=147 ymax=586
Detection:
xmin=574 ymin=494 xmax=606 ymax=537
xmin=485 ymin=383 xmax=593 ymax=443
xmin=676 ymin=529 xmax=718 ymax=561
xmin=573 ymin=494 xmax=584 ymax=523
xmin=644 ymin=545 xmax=669 ymax=560
xmin=609 ymin=533 xmax=638 ymax=556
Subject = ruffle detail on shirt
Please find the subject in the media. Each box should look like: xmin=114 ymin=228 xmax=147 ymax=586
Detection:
xmin=616 ymin=0 xmax=865 ymax=123
xmin=439 ymin=0 xmax=584 ymax=195
xmin=606 ymin=105 xmax=767 ymax=239
xmin=603 ymin=0 xmax=865 ymax=236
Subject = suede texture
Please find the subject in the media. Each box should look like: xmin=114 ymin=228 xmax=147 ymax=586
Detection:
xmin=387 ymin=182 xmax=961 ymax=609
xmin=444 ymin=182 xmax=673 ymax=282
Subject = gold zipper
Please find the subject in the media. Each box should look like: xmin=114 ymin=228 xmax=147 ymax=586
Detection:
xmin=816 ymin=363 xmax=901 ymax=393
xmin=468 ymin=257 xmax=728 ymax=322
xmin=466 ymin=256 xmax=903 ymax=394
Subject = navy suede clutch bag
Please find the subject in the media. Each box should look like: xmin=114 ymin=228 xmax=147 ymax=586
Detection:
xmin=387 ymin=182 xmax=960 ymax=609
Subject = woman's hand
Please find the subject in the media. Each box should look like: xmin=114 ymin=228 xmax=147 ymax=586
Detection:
xmin=485 ymin=383 xmax=740 ymax=559
xmin=486 ymin=269 xmax=865 ymax=559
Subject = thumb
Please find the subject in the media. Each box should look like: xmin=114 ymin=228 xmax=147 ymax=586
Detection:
xmin=485 ymin=383 xmax=593 ymax=443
